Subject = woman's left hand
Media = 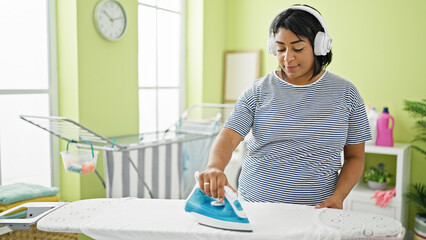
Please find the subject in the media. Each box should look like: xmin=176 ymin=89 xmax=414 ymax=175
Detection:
xmin=316 ymin=143 xmax=366 ymax=209
xmin=315 ymin=194 xmax=344 ymax=209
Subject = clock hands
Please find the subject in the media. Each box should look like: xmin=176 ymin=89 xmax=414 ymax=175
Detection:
xmin=102 ymin=10 xmax=114 ymax=22
xmin=103 ymin=10 xmax=123 ymax=23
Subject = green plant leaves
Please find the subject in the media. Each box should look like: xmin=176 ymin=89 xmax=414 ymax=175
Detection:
xmin=405 ymin=183 xmax=426 ymax=214
xmin=403 ymin=99 xmax=426 ymax=160
xmin=363 ymin=164 xmax=392 ymax=183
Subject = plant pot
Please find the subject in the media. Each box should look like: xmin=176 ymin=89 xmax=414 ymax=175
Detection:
xmin=414 ymin=213 xmax=426 ymax=240
xmin=367 ymin=180 xmax=388 ymax=190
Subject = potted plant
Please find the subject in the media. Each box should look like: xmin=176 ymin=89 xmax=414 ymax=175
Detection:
xmin=405 ymin=183 xmax=426 ymax=239
xmin=403 ymin=99 xmax=426 ymax=239
xmin=363 ymin=163 xmax=392 ymax=190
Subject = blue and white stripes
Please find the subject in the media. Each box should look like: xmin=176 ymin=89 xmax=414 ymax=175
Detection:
xmin=225 ymin=71 xmax=371 ymax=205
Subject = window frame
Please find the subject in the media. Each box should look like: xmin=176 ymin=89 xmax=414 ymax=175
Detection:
xmin=137 ymin=0 xmax=186 ymax=133
xmin=0 ymin=0 xmax=59 ymax=187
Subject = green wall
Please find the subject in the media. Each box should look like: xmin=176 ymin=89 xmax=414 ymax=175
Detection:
xmin=187 ymin=0 xmax=426 ymax=230
xmin=201 ymin=0 xmax=227 ymax=103
xmin=56 ymin=0 xmax=80 ymax=201
xmin=56 ymin=0 xmax=139 ymax=201
xmin=186 ymin=0 xmax=204 ymax=106
xmin=186 ymin=0 xmax=227 ymax=106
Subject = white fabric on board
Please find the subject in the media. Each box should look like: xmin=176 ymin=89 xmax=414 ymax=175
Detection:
xmin=79 ymin=198 xmax=339 ymax=240
xmin=37 ymin=198 xmax=403 ymax=240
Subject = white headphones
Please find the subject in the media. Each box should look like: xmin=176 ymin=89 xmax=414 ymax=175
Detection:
xmin=267 ymin=5 xmax=332 ymax=56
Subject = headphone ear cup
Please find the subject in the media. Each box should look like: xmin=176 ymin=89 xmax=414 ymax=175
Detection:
xmin=314 ymin=31 xmax=326 ymax=56
xmin=314 ymin=31 xmax=332 ymax=56
xmin=267 ymin=36 xmax=277 ymax=56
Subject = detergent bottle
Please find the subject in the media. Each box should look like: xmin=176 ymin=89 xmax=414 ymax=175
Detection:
xmin=376 ymin=107 xmax=394 ymax=147
xmin=366 ymin=106 xmax=379 ymax=145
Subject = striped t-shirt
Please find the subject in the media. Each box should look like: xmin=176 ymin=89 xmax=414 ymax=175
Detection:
xmin=224 ymin=71 xmax=371 ymax=205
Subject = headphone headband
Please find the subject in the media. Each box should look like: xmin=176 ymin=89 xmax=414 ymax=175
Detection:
xmin=267 ymin=5 xmax=332 ymax=56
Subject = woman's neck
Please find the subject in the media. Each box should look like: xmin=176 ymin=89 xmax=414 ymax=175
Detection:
xmin=277 ymin=69 xmax=325 ymax=86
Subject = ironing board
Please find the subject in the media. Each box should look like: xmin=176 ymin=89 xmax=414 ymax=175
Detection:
xmin=34 ymin=198 xmax=404 ymax=240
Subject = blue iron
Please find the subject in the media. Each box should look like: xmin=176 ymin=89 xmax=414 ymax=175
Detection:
xmin=184 ymin=172 xmax=253 ymax=232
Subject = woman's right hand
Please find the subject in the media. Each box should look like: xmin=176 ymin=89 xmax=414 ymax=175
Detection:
xmin=197 ymin=128 xmax=241 ymax=201
xmin=198 ymin=168 xmax=236 ymax=202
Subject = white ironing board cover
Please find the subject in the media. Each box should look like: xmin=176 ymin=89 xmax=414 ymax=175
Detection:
xmin=36 ymin=198 xmax=403 ymax=240
xmin=79 ymin=198 xmax=339 ymax=240
xmin=37 ymin=198 xmax=119 ymax=233
xmin=319 ymin=208 xmax=402 ymax=239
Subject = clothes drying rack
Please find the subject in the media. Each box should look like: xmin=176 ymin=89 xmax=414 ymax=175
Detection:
xmin=20 ymin=103 xmax=235 ymax=199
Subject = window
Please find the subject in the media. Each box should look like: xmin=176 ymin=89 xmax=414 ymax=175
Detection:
xmin=0 ymin=0 xmax=57 ymax=187
xmin=138 ymin=0 xmax=184 ymax=133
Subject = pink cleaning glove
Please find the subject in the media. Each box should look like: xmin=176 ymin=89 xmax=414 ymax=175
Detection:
xmin=371 ymin=188 xmax=396 ymax=207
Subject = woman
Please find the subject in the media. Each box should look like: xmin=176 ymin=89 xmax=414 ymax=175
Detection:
xmin=199 ymin=5 xmax=371 ymax=209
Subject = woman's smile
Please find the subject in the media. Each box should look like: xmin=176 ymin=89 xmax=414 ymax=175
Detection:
xmin=285 ymin=65 xmax=298 ymax=71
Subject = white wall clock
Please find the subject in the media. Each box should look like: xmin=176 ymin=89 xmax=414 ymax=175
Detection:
xmin=94 ymin=0 xmax=127 ymax=41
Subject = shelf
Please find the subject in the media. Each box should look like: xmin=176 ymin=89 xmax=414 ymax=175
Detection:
xmin=365 ymin=143 xmax=410 ymax=155
xmin=344 ymin=142 xmax=411 ymax=227
xmin=352 ymin=181 xmax=396 ymax=196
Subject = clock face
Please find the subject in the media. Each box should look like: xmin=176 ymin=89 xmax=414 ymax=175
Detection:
xmin=94 ymin=0 xmax=127 ymax=41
